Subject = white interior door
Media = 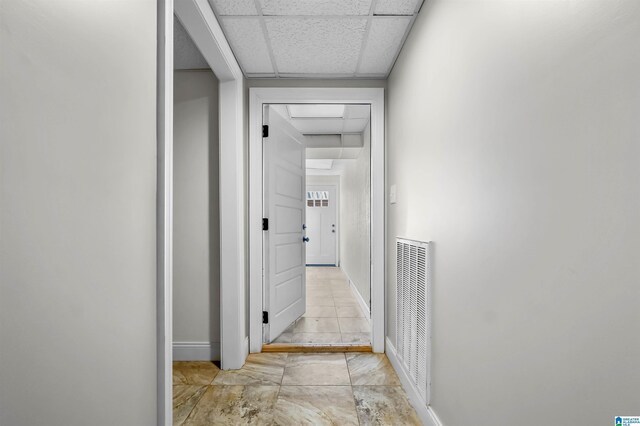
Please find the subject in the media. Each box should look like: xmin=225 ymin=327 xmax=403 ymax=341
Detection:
xmin=263 ymin=105 xmax=307 ymax=343
xmin=306 ymin=185 xmax=337 ymax=265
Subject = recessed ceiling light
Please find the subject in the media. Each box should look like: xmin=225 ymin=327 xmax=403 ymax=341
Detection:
xmin=288 ymin=104 xmax=346 ymax=119
xmin=306 ymin=159 xmax=334 ymax=170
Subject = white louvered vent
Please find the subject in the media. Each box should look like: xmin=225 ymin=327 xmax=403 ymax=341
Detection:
xmin=396 ymin=238 xmax=432 ymax=405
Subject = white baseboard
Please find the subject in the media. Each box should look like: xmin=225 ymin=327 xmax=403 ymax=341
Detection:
xmin=173 ymin=342 xmax=220 ymax=361
xmin=385 ymin=338 xmax=444 ymax=426
xmin=343 ymin=271 xmax=371 ymax=319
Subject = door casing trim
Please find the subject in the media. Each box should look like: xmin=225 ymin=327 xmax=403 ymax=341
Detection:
xmin=249 ymin=88 xmax=385 ymax=353
xmin=158 ymin=2 xmax=246 ymax=422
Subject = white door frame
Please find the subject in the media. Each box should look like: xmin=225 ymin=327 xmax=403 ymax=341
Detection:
xmin=249 ymin=88 xmax=385 ymax=353
xmin=158 ymin=0 xmax=246 ymax=423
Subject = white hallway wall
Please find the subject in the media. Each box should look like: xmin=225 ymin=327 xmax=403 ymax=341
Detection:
xmin=387 ymin=1 xmax=640 ymax=425
xmin=340 ymin=125 xmax=371 ymax=310
xmin=173 ymin=70 xmax=220 ymax=359
xmin=0 ymin=0 xmax=158 ymax=425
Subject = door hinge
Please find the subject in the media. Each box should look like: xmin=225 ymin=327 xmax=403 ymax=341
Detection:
xmin=262 ymin=311 xmax=269 ymax=324
xmin=262 ymin=125 xmax=269 ymax=138
xmin=262 ymin=218 xmax=269 ymax=231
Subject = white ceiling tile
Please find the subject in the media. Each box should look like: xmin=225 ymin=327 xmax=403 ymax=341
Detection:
xmin=209 ymin=0 xmax=258 ymax=15
xmin=343 ymin=118 xmax=369 ymax=132
xmin=260 ymin=0 xmax=372 ymax=16
xmin=340 ymin=147 xmax=363 ymax=159
xmin=358 ymin=17 xmax=410 ymax=74
xmin=221 ymin=18 xmax=274 ymax=74
xmin=344 ymin=105 xmax=370 ymax=119
xmin=342 ymin=134 xmax=364 ymax=147
xmin=374 ymin=0 xmax=423 ymax=15
xmin=291 ymin=118 xmax=346 ymax=134
xmin=306 ymin=159 xmax=334 ymax=170
xmin=306 ymin=148 xmax=344 ymax=159
xmin=306 ymin=135 xmax=343 ymax=148
xmin=265 ymin=18 xmax=367 ymax=74
xmin=288 ymin=104 xmax=345 ymax=118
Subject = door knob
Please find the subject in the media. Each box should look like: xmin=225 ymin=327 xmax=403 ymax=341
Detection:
xmin=302 ymin=224 xmax=307 ymax=230
xmin=303 ymin=237 xmax=310 ymax=242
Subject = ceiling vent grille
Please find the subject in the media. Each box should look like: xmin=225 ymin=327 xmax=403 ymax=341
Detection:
xmin=396 ymin=237 xmax=432 ymax=405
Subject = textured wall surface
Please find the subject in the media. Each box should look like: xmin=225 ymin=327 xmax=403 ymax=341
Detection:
xmin=173 ymin=70 xmax=220 ymax=350
xmin=340 ymin=125 xmax=371 ymax=309
xmin=387 ymin=1 xmax=640 ymax=425
xmin=0 ymin=0 xmax=157 ymax=424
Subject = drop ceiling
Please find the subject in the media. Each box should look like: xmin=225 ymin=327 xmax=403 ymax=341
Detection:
xmin=271 ymin=104 xmax=370 ymax=134
xmin=207 ymin=0 xmax=425 ymax=78
xmin=270 ymin=104 xmax=370 ymax=173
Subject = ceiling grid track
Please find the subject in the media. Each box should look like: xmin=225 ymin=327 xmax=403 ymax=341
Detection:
xmin=383 ymin=2 xmax=422 ymax=77
xmin=204 ymin=1 xmax=251 ymax=77
xmin=353 ymin=0 xmax=379 ymax=78
xmin=253 ymin=0 xmax=280 ymax=78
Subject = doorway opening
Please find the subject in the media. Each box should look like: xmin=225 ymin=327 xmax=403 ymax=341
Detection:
xmin=249 ymin=89 xmax=384 ymax=354
xmin=264 ymin=104 xmax=372 ymax=349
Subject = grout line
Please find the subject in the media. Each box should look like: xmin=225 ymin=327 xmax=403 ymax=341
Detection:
xmin=179 ymin=384 xmax=209 ymax=425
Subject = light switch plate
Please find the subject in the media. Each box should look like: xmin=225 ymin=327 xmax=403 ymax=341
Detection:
xmin=389 ymin=184 xmax=397 ymax=204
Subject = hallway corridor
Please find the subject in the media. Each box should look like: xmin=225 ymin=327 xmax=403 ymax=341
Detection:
xmin=272 ymin=267 xmax=370 ymax=345
xmin=173 ymin=352 xmax=421 ymax=425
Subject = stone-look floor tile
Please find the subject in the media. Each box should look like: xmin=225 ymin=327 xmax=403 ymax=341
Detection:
xmin=173 ymin=385 xmax=207 ymax=425
xmin=294 ymin=317 xmax=340 ymax=333
xmin=307 ymin=297 xmax=335 ymax=307
xmin=308 ymin=290 xmax=333 ymax=298
xmin=273 ymin=386 xmax=359 ymax=426
xmin=212 ymin=353 xmax=286 ymax=385
xmin=341 ymin=332 xmax=371 ymax=344
xmin=284 ymin=321 xmax=298 ymax=333
xmin=333 ymin=297 xmax=358 ymax=307
xmin=173 ymin=361 xmax=220 ymax=385
xmin=307 ymin=285 xmax=331 ymax=292
xmin=282 ymin=353 xmax=351 ymax=385
xmin=346 ymin=354 xmax=401 ymax=386
xmin=352 ymin=386 xmax=422 ymax=426
xmin=303 ymin=306 xmax=337 ymax=318
xmin=290 ymin=332 xmax=343 ymax=344
xmin=183 ymin=385 xmax=279 ymax=426
xmin=336 ymin=306 xmax=365 ymax=318
xmin=339 ymin=317 xmax=370 ymax=333
xmin=331 ymin=290 xmax=354 ymax=299
xmin=273 ymin=332 xmax=292 ymax=343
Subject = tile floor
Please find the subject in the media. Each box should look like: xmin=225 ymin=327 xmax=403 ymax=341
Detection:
xmin=173 ymin=352 xmax=422 ymax=425
xmin=272 ymin=266 xmax=370 ymax=345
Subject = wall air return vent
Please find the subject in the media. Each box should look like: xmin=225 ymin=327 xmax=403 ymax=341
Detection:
xmin=396 ymin=237 xmax=432 ymax=405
